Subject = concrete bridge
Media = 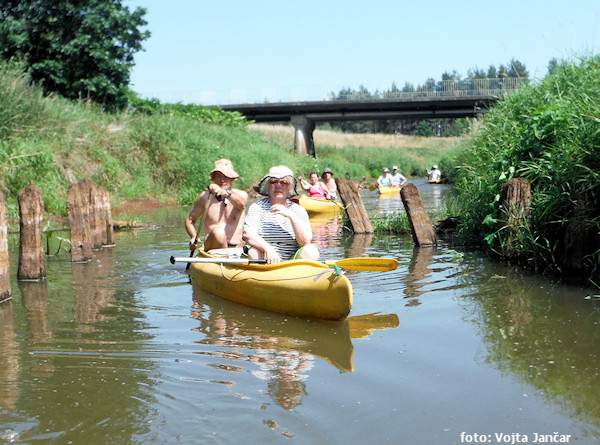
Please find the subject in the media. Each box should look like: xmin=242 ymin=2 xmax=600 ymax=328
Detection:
xmin=217 ymin=78 xmax=528 ymax=156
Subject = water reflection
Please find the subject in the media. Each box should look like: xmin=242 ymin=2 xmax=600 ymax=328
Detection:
xmin=461 ymin=267 xmax=600 ymax=429
xmin=403 ymin=246 xmax=436 ymax=305
xmin=377 ymin=193 xmax=402 ymax=215
xmin=190 ymin=285 xmax=399 ymax=409
xmin=72 ymin=247 xmax=117 ymax=333
xmin=0 ymin=301 xmax=19 ymax=410
xmin=19 ymin=281 xmax=52 ymax=343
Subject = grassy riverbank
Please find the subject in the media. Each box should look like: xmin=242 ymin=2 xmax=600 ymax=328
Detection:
xmin=444 ymin=55 xmax=600 ymax=286
xmin=1 ymin=60 xmax=457 ymax=221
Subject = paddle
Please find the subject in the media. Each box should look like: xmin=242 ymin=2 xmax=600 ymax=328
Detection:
xmin=325 ymin=257 xmax=399 ymax=272
xmin=368 ymin=185 xmax=377 ymax=191
xmin=171 ymin=255 xmax=398 ymax=271
xmin=186 ymin=189 xmax=211 ymax=270
xmin=171 ymin=256 xmax=267 ymax=265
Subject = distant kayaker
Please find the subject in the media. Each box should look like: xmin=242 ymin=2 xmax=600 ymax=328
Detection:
xmin=390 ymin=165 xmax=407 ymax=187
xmin=427 ymin=165 xmax=442 ymax=181
xmin=321 ymin=168 xmax=338 ymax=199
xmin=185 ymin=159 xmax=248 ymax=251
xmin=298 ymin=171 xmax=331 ymax=200
xmin=376 ymin=167 xmax=392 ymax=187
xmin=243 ymin=165 xmax=319 ymax=264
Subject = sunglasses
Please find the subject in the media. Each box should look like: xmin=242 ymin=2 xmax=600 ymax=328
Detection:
xmin=269 ymin=178 xmax=291 ymax=186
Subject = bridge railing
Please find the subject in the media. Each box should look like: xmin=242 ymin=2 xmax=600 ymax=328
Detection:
xmin=140 ymin=78 xmax=530 ymax=106
xmin=333 ymin=78 xmax=530 ymax=101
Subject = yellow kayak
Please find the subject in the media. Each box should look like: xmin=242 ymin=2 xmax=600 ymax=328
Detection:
xmin=378 ymin=186 xmax=402 ymax=195
xmin=298 ymin=195 xmax=342 ymax=213
xmin=428 ymin=179 xmax=442 ymax=184
xmin=189 ymin=249 xmax=353 ymax=321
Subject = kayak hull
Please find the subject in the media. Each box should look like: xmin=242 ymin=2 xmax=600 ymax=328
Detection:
xmin=298 ymin=195 xmax=341 ymax=213
xmin=189 ymin=249 xmax=353 ymax=321
xmin=378 ymin=186 xmax=402 ymax=195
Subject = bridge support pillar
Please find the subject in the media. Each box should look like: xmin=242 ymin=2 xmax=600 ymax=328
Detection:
xmin=290 ymin=115 xmax=315 ymax=157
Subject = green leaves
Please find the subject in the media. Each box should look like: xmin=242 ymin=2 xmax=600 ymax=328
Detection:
xmin=0 ymin=1 xmax=150 ymax=110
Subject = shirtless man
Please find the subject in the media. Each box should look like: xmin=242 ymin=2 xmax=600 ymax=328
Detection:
xmin=185 ymin=159 xmax=248 ymax=252
xmin=321 ymin=168 xmax=338 ymax=199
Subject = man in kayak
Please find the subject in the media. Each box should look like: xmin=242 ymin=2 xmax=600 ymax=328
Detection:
xmin=243 ymin=165 xmax=319 ymax=264
xmin=376 ymin=167 xmax=392 ymax=187
xmin=297 ymin=171 xmax=332 ymax=200
xmin=185 ymin=159 xmax=248 ymax=251
xmin=390 ymin=166 xmax=407 ymax=187
xmin=321 ymin=167 xmax=338 ymax=200
xmin=427 ymin=165 xmax=442 ymax=181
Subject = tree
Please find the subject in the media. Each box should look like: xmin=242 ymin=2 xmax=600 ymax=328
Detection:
xmin=0 ymin=0 xmax=150 ymax=110
xmin=507 ymin=59 xmax=528 ymax=78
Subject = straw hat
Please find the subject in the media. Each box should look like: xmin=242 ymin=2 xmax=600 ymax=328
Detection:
xmin=210 ymin=159 xmax=239 ymax=179
xmin=253 ymin=165 xmax=298 ymax=198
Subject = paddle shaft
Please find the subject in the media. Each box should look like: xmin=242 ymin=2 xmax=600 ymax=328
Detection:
xmin=172 ymin=256 xmax=267 ymax=264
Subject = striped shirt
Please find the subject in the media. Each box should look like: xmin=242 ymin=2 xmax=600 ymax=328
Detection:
xmin=244 ymin=198 xmax=312 ymax=260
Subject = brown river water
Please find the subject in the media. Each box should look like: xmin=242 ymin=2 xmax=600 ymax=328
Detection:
xmin=1 ymin=180 xmax=600 ymax=444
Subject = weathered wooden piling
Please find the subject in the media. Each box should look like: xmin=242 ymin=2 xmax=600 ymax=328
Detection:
xmin=68 ymin=179 xmax=114 ymax=261
xmin=67 ymin=180 xmax=93 ymax=262
xmin=18 ymin=184 xmax=46 ymax=281
xmin=99 ymin=185 xmax=115 ymax=246
xmin=0 ymin=193 xmax=11 ymax=301
xmin=496 ymin=177 xmax=531 ymax=258
xmin=336 ymin=177 xmax=373 ymax=233
xmin=561 ymin=184 xmax=595 ymax=279
xmin=400 ymin=183 xmax=436 ymax=246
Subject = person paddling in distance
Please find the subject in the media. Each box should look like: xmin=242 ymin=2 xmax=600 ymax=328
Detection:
xmin=376 ymin=167 xmax=392 ymax=188
xmin=298 ymin=171 xmax=332 ymax=200
xmin=390 ymin=165 xmax=407 ymax=187
xmin=243 ymin=165 xmax=319 ymax=264
xmin=427 ymin=165 xmax=442 ymax=181
xmin=185 ymin=159 xmax=248 ymax=252
xmin=321 ymin=168 xmax=338 ymax=200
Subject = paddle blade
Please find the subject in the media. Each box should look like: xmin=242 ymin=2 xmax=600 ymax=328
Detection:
xmin=326 ymin=257 xmax=399 ymax=271
xmin=368 ymin=185 xmax=377 ymax=191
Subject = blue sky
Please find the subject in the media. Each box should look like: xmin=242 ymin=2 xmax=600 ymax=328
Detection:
xmin=125 ymin=0 xmax=600 ymax=105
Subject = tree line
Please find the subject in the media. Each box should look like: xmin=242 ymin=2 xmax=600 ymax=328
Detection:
xmin=325 ymin=59 xmax=533 ymax=136
xmin=0 ymin=0 xmax=556 ymax=137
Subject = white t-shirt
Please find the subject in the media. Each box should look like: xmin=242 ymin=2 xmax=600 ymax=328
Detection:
xmin=243 ymin=198 xmax=312 ymax=260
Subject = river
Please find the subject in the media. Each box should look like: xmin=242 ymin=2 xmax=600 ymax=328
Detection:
xmin=1 ymin=180 xmax=599 ymax=444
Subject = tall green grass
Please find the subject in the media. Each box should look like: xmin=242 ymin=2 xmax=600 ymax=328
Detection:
xmin=444 ymin=55 xmax=600 ymax=285
xmin=1 ymin=60 xmax=455 ymax=223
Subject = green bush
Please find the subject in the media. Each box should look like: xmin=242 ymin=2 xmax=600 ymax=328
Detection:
xmin=446 ymin=55 xmax=600 ymax=285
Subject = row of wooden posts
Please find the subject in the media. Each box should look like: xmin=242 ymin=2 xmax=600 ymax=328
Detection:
xmin=336 ymin=178 xmax=437 ymax=245
xmin=0 ymin=179 xmax=113 ymax=303
xmin=0 ymin=176 xmax=440 ymax=303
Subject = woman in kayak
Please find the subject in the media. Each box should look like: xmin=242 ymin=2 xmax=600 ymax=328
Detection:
xmin=243 ymin=165 xmax=320 ymax=264
xmin=297 ymin=171 xmax=332 ymax=200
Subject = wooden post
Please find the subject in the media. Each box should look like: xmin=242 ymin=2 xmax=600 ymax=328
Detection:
xmin=400 ymin=183 xmax=436 ymax=246
xmin=88 ymin=180 xmax=104 ymax=248
xmin=67 ymin=180 xmax=93 ymax=262
xmin=496 ymin=177 xmax=531 ymax=258
xmin=0 ymin=193 xmax=11 ymax=301
xmin=99 ymin=185 xmax=115 ymax=246
xmin=18 ymin=184 xmax=46 ymax=281
xmin=335 ymin=177 xmax=373 ymax=234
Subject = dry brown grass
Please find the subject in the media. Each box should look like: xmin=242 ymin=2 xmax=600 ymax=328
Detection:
xmin=249 ymin=123 xmax=461 ymax=150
